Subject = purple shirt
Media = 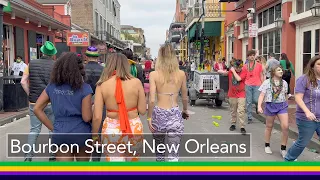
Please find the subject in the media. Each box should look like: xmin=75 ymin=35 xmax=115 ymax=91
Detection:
xmin=295 ymin=75 xmax=320 ymax=120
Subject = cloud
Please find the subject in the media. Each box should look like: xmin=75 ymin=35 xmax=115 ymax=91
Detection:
xmin=118 ymin=0 xmax=175 ymax=58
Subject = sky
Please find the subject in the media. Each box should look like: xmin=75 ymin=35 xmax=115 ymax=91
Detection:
xmin=118 ymin=0 xmax=176 ymax=58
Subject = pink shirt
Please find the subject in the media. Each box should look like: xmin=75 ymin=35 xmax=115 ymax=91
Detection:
xmin=243 ymin=62 xmax=263 ymax=86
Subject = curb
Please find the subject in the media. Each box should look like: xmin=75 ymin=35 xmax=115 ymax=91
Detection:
xmin=252 ymin=112 xmax=320 ymax=153
xmin=0 ymin=109 xmax=29 ymax=126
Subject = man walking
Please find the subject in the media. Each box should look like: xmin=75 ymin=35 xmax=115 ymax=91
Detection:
xmin=83 ymin=46 xmax=105 ymax=162
xmin=21 ymin=41 xmax=57 ymax=161
xmin=242 ymin=50 xmax=265 ymax=124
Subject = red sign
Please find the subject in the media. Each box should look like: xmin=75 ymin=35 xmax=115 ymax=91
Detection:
xmin=66 ymin=32 xmax=90 ymax=47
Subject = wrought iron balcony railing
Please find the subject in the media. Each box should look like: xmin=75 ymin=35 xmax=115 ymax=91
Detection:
xmin=185 ymin=3 xmax=223 ymax=26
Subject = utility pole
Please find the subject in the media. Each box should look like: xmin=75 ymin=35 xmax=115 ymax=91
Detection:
xmin=199 ymin=0 xmax=205 ymax=65
xmin=252 ymin=0 xmax=256 ymax=47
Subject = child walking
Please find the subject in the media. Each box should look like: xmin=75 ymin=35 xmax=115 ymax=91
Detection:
xmin=218 ymin=59 xmax=247 ymax=135
xmin=257 ymin=65 xmax=289 ymax=158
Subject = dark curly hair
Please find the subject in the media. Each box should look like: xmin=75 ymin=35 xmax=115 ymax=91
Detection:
xmin=50 ymin=52 xmax=85 ymax=90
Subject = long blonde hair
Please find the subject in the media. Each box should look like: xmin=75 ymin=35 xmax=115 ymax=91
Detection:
xmin=97 ymin=53 xmax=133 ymax=85
xmin=256 ymin=56 xmax=266 ymax=66
xmin=155 ymin=43 xmax=179 ymax=84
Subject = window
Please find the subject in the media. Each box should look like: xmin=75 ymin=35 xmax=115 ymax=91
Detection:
xmin=261 ymin=30 xmax=282 ymax=59
xmin=243 ymin=20 xmax=248 ymax=31
xmin=258 ymin=4 xmax=281 ymax=27
xmin=104 ymin=19 xmax=107 ymax=34
xmin=95 ymin=12 xmax=99 ymax=36
xmin=297 ymin=0 xmax=315 ymax=14
xmin=303 ymin=31 xmax=312 ymax=70
xmin=316 ymin=29 xmax=320 ymax=56
xmin=106 ymin=0 xmax=109 ymax=9
xmin=269 ymin=7 xmax=274 ymax=24
xmin=258 ymin=13 xmax=262 ymax=28
xmin=262 ymin=10 xmax=268 ymax=26
xmin=275 ymin=4 xmax=281 ymax=19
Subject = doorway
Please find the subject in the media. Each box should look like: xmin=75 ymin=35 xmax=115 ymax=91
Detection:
xmin=301 ymin=24 xmax=320 ymax=73
xmin=242 ymin=39 xmax=248 ymax=61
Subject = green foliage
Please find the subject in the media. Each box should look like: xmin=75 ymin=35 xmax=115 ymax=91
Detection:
xmin=121 ymin=30 xmax=140 ymax=43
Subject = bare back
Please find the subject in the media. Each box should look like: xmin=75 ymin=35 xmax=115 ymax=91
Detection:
xmin=150 ymin=70 xmax=187 ymax=109
xmin=99 ymin=77 xmax=146 ymax=120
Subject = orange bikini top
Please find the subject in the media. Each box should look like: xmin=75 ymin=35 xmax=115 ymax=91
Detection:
xmin=108 ymin=71 xmax=136 ymax=135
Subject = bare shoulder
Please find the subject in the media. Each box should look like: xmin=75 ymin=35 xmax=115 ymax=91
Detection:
xmin=149 ymin=71 xmax=157 ymax=78
xmin=178 ymin=70 xmax=186 ymax=76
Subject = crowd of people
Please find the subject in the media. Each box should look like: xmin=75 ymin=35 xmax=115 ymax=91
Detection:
xmin=20 ymin=41 xmax=188 ymax=162
xmin=217 ymin=50 xmax=319 ymax=162
xmin=16 ymin=39 xmax=319 ymax=162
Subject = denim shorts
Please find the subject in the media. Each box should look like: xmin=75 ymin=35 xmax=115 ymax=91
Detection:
xmin=264 ymin=102 xmax=288 ymax=116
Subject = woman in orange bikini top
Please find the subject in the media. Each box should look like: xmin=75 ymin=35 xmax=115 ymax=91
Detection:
xmin=92 ymin=53 xmax=146 ymax=143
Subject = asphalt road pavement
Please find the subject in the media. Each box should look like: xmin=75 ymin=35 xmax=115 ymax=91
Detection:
xmin=0 ymin=100 xmax=319 ymax=162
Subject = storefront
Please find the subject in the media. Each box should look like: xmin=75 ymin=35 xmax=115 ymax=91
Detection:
xmin=289 ymin=0 xmax=320 ymax=79
xmin=1 ymin=0 xmax=70 ymax=76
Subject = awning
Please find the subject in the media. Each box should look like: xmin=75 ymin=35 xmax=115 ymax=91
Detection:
xmin=204 ymin=21 xmax=221 ymax=37
xmin=188 ymin=21 xmax=221 ymax=40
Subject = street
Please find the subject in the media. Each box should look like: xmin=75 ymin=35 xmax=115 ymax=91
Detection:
xmin=0 ymin=99 xmax=319 ymax=162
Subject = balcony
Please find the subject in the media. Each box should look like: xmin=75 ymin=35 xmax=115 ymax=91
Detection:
xmin=186 ymin=3 xmax=223 ymax=27
xmin=169 ymin=29 xmax=184 ymax=43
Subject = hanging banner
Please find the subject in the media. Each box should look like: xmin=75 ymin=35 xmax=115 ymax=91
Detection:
xmin=66 ymin=32 xmax=90 ymax=47
xmin=249 ymin=23 xmax=258 ymax=38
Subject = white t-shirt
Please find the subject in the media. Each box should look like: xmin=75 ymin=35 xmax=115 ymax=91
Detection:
xmin=191 ymin=63 xmax=196 ymax=71
xmin=258 ymin=79 xmax=288 ymax=103
xmin=11 ymin=62 xmax=27 ymax=76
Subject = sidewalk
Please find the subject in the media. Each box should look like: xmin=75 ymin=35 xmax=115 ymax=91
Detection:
xmin=0 ymin=109 xmax=29 ymax=126
xmin=252 ymin=99 xmax=320 ymax=153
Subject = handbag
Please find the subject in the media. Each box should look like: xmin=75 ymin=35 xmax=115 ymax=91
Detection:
xmin=282 ymin=69 xmax=291 ymax=79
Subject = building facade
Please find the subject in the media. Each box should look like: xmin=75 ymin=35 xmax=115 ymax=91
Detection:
xmin=121 ymin=25 xmax=146 ymax=57
xmin=167 ymin=0 xmax=187 ymax=61
xmin=224 ymin=0 xmax=320 ymax=91
xmin=184 ymin=0 xmax=226 ymax=64
xmin=2 ymin=0 xmax=70 ymax=72
xmin=70 ymin=0 xmax=124 ymax=51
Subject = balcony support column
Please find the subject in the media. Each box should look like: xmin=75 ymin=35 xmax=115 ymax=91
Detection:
xmin=247 ymin=13 xmax=253 ymax=51
xmin=233 ymin=21 xmax=242 ymax=59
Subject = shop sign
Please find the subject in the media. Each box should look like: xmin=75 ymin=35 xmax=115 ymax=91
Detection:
xmin=249 ymin=23 xmax=258 ymax=37
xmin=66 ymin=32 xmax=90 ymax=47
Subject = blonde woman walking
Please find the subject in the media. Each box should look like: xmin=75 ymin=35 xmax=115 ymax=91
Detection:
xmin=147 ymin=44 xmax=189 ymax=162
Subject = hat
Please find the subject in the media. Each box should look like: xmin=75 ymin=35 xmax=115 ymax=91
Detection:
xmin=85 ymin=46 xmax=100 ymax=57
xmin=40 ymin=41 xmax=57 ymax=56
xmin=233 ymin=59 xmax=243 ymax=68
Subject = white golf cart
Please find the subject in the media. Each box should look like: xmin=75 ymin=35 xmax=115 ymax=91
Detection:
xmin=188 ymin=70 xmax=226 ymax=106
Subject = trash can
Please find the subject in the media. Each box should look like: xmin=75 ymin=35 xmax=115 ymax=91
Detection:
xmin=3 ymin=76 xmax=28 ymax=112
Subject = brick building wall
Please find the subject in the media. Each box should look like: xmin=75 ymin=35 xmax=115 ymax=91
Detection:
xmin=70 ymin=0 xmax=94 ymax=34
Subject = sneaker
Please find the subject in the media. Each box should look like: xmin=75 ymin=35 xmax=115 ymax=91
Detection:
xmin=24 ymin=158 xmax=32 ymax=162
xmin=240 ymin=128 xmax=246 ymax=135
xmin=49 ymin=157 xmax=56 ymax=162
xmin=265 ymin=146 xmax=272 ymax=154
xmin=248 ymin=119 xmax=253 ymax=124
xmin=229 ymin=125 xmax=236 ymax=131
xmin=280 ymin=150 xmax=287 ymax=158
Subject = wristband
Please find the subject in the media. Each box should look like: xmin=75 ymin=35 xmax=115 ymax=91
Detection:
xmin=147 ymin=118 xmax=151 ymax=121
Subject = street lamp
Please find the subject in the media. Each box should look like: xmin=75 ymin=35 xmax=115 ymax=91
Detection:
xmin=310 ymin=3 xmax=320 ymax=17
xmin=275 ymin=17 xmax=285 ymax=29
xmin=229 ymin=34 xmax=236 ymax=42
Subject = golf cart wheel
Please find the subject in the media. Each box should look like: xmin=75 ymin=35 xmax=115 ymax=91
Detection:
xmin=190 ymin=100 xmax=196 ymax=106
xmin=215 ymin=99 xmax=223 ymax=106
